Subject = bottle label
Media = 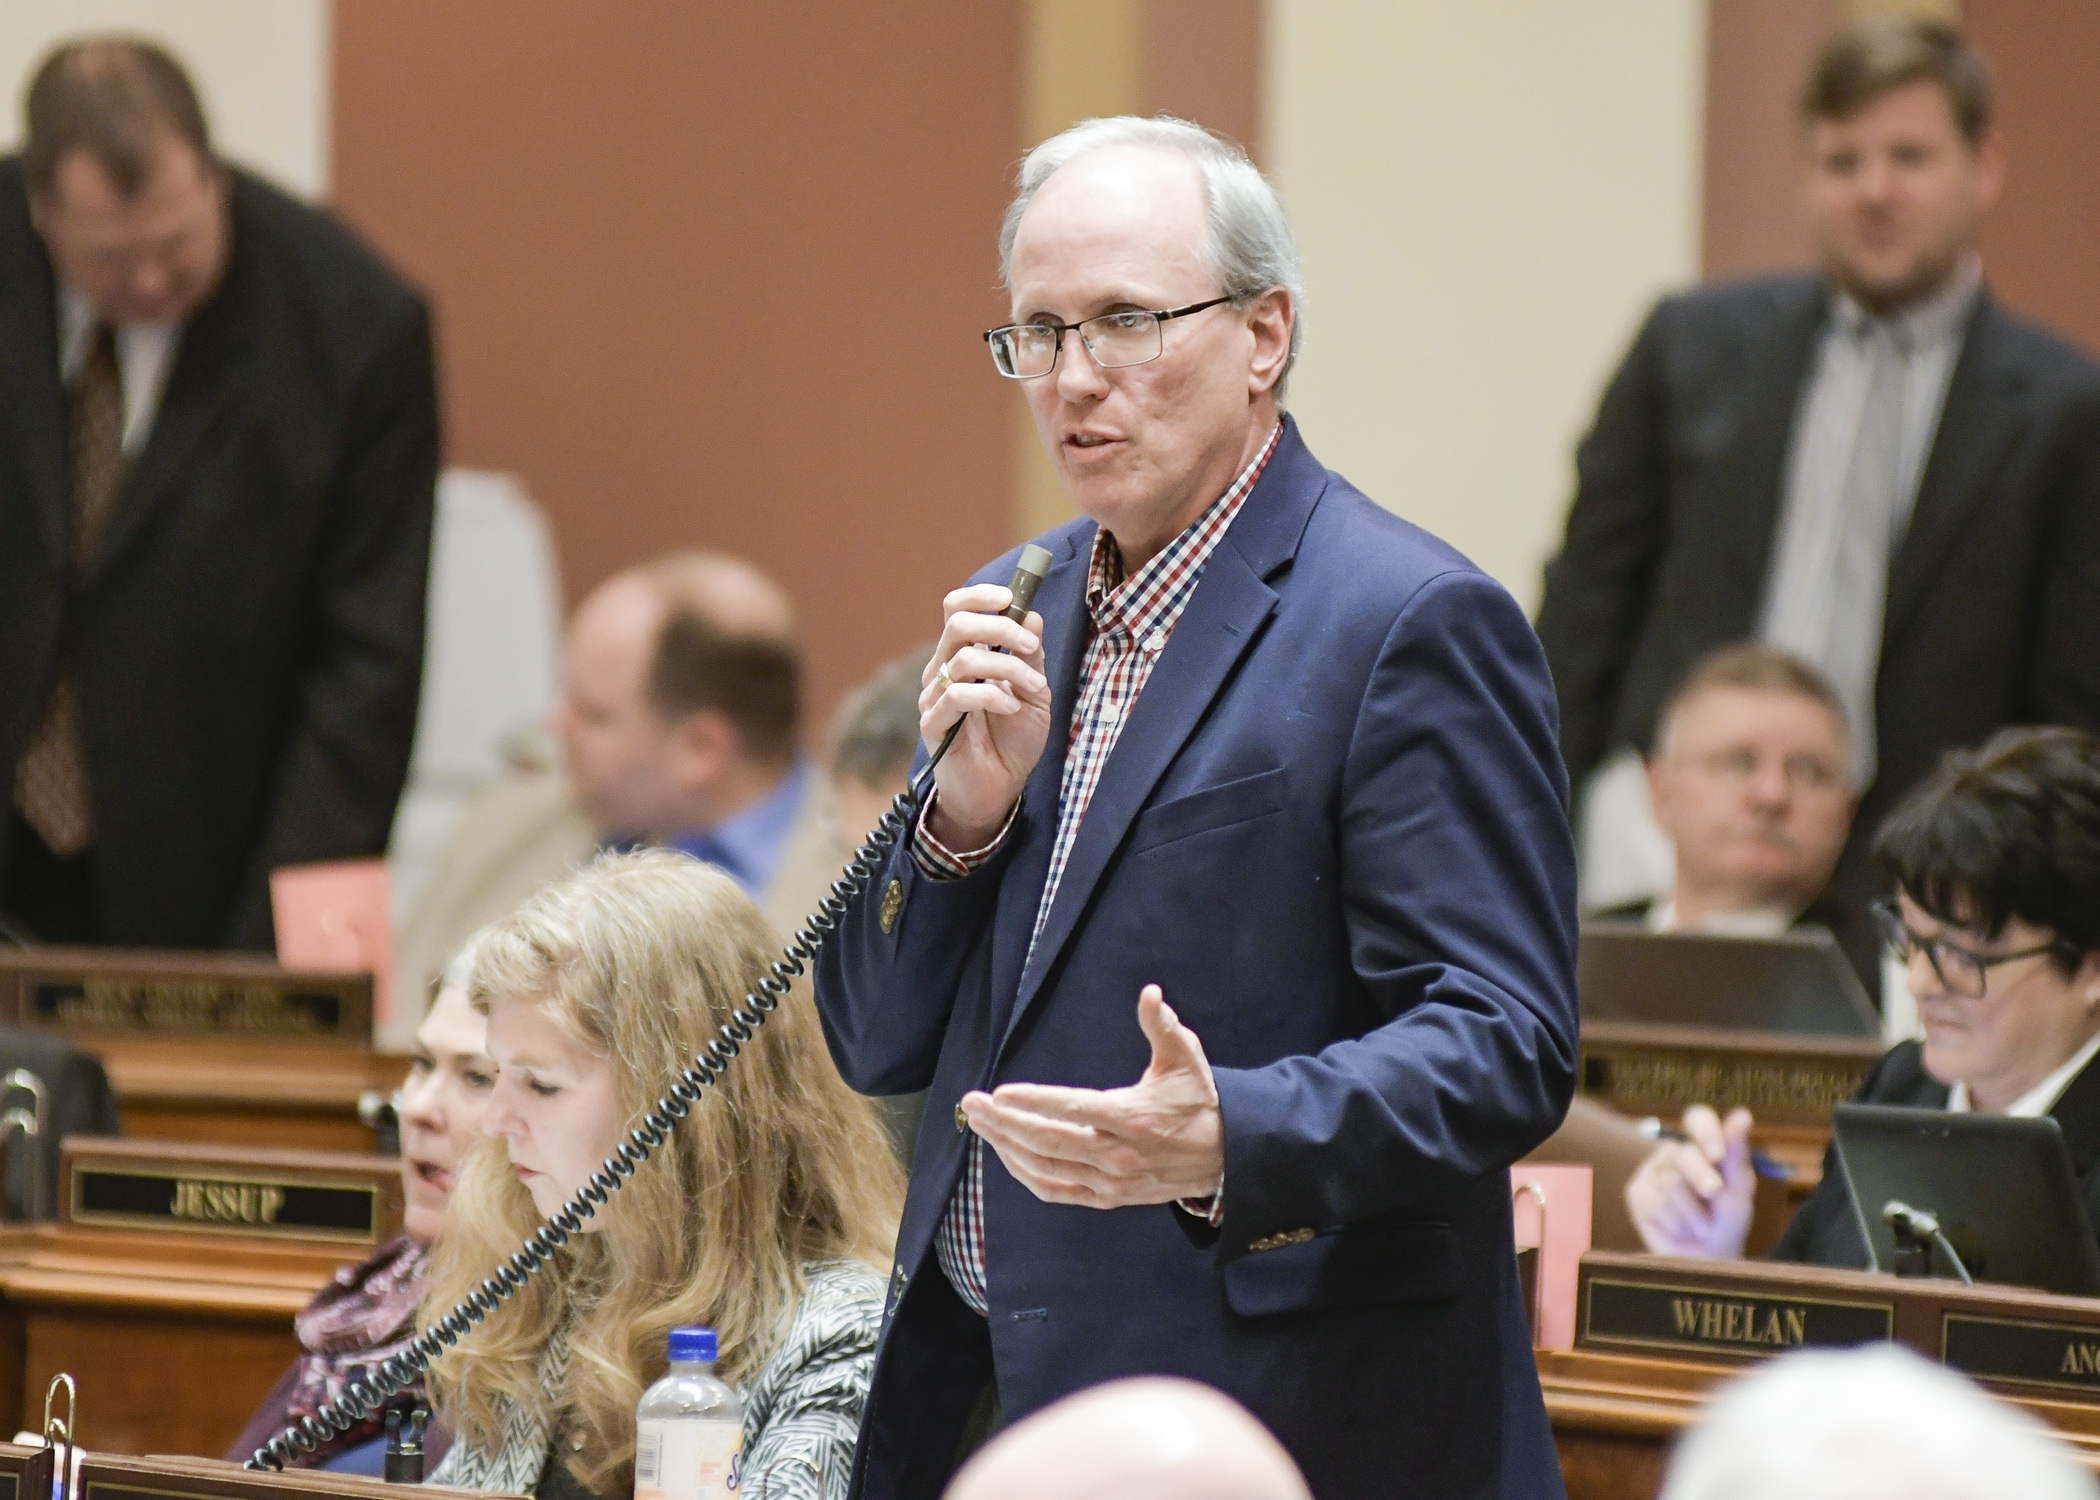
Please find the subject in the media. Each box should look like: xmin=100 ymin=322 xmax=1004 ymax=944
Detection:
xmin=635 ymin=1419 xmax=744 ymax=1500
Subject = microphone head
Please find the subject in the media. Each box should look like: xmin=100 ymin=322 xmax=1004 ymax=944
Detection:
xmin=1004 ymin=543 xmax=1055 ymax=622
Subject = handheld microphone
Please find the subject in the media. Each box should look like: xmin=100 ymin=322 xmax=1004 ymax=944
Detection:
xmin=924 ymin=544 xmax=1056 ymax=773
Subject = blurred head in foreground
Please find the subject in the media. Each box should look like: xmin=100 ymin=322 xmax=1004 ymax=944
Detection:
xmin=945 ymin=1377 xmax=1310 ymax=1500
xmin=1661 ymin=1345 xmax=2095 ymax=1500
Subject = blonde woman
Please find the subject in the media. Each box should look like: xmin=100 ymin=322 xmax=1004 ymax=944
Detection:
xmin=423 ymin=850 xmax=903 ymax=1500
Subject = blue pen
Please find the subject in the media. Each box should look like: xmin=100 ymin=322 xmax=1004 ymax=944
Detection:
xmin=1638 ymin=1116 xmax=1796 ymax=1182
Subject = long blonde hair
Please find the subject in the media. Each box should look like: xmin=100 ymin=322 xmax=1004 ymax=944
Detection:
xmin=422 ymin=849 xmax=902 ymax=1495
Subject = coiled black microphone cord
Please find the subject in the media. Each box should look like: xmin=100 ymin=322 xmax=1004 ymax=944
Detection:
xmin=247 ymin=543 xmax=1049 ymax=1471
xmin=246 ymin=759 xmax=938 ymax=1469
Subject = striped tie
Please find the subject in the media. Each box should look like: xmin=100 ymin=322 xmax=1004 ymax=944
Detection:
xmin=15 ymin=323 xmax=125 ymax=859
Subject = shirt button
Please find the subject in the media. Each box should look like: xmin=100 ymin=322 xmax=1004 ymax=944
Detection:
xmin=1143 ymin=630 xmax=1166 ymax=653
xmin=955 ymin=1102 xmax=969 ymax=1132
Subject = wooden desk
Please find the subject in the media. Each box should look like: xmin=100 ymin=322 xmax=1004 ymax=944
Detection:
xmin=0 ymin=1140 xmax=408 ymax=1459
xmin=96 ymin=1040 xmax=406 ymax=1154
xmin=0 ymin=949 xmax=406 ymax=1153
xmin=1546 ymin=1251 xmax=2100 ymax=1498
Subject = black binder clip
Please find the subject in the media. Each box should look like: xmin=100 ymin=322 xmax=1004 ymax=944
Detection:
xmin=383 ymin=1405 xmax=429 ymax=1485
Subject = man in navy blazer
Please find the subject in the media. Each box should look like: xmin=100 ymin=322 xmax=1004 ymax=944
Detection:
xmin=814 ymin=117 xmax=1579 ymax=1499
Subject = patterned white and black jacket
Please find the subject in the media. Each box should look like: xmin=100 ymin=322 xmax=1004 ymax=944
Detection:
xmin=429 ymin=1260 xmax=885 ymax=1500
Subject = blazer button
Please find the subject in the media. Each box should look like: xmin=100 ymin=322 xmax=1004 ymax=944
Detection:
xmin=955 ymin=1102 xmax=969 ymax=1132
xmin=880 ymin=879 xmax=904 ymax=933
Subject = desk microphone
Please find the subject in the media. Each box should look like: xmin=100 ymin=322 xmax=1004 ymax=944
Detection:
xmin=1883 ymin=1199 xmax=1975 ymax=1284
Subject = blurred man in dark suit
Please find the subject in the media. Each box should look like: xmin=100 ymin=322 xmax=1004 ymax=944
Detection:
xmin=1538 ymin=16 xmax=2100 ymax=927
xmin=0 ymin=39 xmax=436 ymax=949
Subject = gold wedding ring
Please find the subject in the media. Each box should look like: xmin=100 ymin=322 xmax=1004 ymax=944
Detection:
xmin=934 ymin=662 xmax=954 ymax=693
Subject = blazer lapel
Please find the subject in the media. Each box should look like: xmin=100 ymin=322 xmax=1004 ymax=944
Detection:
xmin=0 ymin=245 xmax=70 ymax=574
xmin=2050 ymin=1047 xmax=2100 ymax=1181
xmin=984 ymin=529 xmax=1093 ymax=1038
xmin=1883 ymin=295 xmax=2027 ymax=648
xmin=1708 ymin=282 xmax=1830 ymax=623
xmin=993 ymin=427 xmax=1321 ymax=1059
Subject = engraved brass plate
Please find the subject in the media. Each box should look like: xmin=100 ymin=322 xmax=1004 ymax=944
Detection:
xmin=1580 ymin=1274 xmax=1893 ymax=1359
xmin=1942 ymin=1311 xmax=2100 ymax=1394
xmin=20 ymin=973 xmax=355 ymax=1038
xmin=70 ymin=1164 xmax=381 ymax=1244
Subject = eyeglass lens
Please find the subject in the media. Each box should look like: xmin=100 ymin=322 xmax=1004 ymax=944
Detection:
xmin=1875 ymin=904 xmax=1985 ymax=997
xmin=991 ymin=311 xmax=1162 ymax=378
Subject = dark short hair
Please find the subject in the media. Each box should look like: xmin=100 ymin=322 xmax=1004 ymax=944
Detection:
xmin=648 ymin=612 xmax=802 ymax=767
xmin=1802 ymin=15 xmax=1993 ymax=145
xmin=23 ymin=37 xmax=213 ymax=198
xmin=829 ymin=646 xmax=933 ymax=790
xmin=1657 ymin=643 xmax=1850 ymax=749
xmin=1874 ymin=727 xmax=2100 ymax=968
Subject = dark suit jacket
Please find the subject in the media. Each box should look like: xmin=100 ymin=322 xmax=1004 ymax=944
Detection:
xmin=1771 ymin=1039 xmax=2100 ymax=1267
xmin=1537 ymin=273 xmax=2100 ymax=922
xmin=816 ymin=421 xmax=1581 ymax=1500
xmin=0 ymin=160 xmax=437 ymax=949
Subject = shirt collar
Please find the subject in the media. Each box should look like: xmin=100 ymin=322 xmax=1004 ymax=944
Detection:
xmin=1831 ymin=255 xmax=1982 ymax=354
xmin=1947 ymin=1026 xmax=2100 ymax=1118
xmin=668 ymin=756 xmax=810 ymax=897
xmin=1645 ymin=899 xmax=1800 ymax=938
xmin=1084 ymin=422 xmax=1284 ymax=640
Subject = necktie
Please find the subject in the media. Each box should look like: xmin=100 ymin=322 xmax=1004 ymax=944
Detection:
xmin=1764 ymin=320 xmax=1909 ymax=790
xmin=15 ymin=324 xmax=125 ymax=859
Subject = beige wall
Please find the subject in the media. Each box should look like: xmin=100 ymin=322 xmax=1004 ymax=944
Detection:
xmin=1268 ymin=1 xmax=1705 ymax=612
xmin=0 ymin=0 xmax=331 ymax=199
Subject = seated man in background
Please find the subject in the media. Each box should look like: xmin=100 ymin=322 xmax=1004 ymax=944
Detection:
xmin=1529 ymin=645 xmax=1861 ymax=1245
xmin=1627 ymin=727 xmax=2100 ymax=1265
xmin=1600 ymin=643 xmax=1855 ymax=941
xmin=230 ymin=939 xmax=494 ymax=1471
xmin=1662 ymin=1345 xmax=2097 ymax=1500
xmin=396 ymin=551 xmax=829 ymax=1006
xmin=946 ymin=1378 xmax=1311 ymax=1500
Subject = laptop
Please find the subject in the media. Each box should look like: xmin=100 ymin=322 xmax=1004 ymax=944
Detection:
xmin=1832 ymin=1103 xmax=2100 ymax=1296
xmin=1577 ymin=923 xmax=1879 ymax=1037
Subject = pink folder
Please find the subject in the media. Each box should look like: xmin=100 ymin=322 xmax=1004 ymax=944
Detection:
xmin=270 ymin=859 xmax=395 ymax=1029
xmin=1511 ymin=1162 xmax=1593 ymax=1351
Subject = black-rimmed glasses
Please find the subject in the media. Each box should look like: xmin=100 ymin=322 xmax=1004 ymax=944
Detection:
xmin=1871 ymin=898 xmax=2077 ymax=999
xmin=984 ymin=295 xmax=1235 ymax=379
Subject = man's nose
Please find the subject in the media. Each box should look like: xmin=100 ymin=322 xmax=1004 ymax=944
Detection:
xmin=1906 ymin=946 xmax=1946 ymax=999
xmin=1054 ymin=331 xmax=1110 ymax=401
xmin=1746 ymin=760 xmax=1791 ymax=806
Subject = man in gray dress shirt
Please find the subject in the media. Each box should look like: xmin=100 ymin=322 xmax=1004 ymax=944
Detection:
xmin=1536 ymin=14 xmax=2100 ymax=969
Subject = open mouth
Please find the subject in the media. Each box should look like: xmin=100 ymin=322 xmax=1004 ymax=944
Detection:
xmin=1065 ymin=432 xmax=1118 ymax=450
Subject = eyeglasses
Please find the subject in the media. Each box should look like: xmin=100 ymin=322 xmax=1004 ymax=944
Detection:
xmin=1680 ymin=746 xmax=1846 ymax=793
xmin=984 ymin=295 xmax=1235 ymax=379
xmin=1870 ymin=898 xmax=2076 ymax=1000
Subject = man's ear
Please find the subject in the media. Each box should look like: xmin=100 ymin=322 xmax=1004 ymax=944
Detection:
xmin=1645 ymin=753 xmax=1675 ymax=830
xmin=1246 ymin=286 xmax=1294 ymax=397
xmin=668 ymin=706 xmax=738 ymax=789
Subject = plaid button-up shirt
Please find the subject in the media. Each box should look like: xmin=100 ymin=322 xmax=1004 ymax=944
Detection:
xmin=914 ymin=423 xmax=1282 ymax=1317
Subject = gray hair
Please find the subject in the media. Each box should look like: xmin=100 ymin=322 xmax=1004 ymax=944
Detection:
xmin=1661 ymin=1346 xmax=2098 ymax=1500
xmin=998 ymin=116 xmax=1305 ymax=401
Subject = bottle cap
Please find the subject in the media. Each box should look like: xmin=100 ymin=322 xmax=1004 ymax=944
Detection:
xmin=668 ymin=1326 xmax=718 ymax=1363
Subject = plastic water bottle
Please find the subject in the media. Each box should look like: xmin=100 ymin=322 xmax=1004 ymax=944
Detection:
xmin=635 ymin=1327 xmax=744 ymax=1500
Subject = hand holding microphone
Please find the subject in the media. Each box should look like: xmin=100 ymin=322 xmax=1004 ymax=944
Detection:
xmin=921 ymin=544 xmax=1055 ymax=849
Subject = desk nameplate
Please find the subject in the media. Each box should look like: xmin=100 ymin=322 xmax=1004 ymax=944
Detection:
xmin=69 ymin=1166 xmax=380 ymax=1245
xmin=1943 ymin=1311 xmax=2100 ymax=1396
xmin=1580 ymin=1273 xmax=1893 ymax=1360
xmin=0 ymin=948 xmax=371 ymax=1045
xmin=60 ymin=1138 xmax=404 ymax=1247
xmin=81 ymin=1453 xmax=504 ymax=1500
xmin=1578 ymin=1021 xmax=1880 ymax=1128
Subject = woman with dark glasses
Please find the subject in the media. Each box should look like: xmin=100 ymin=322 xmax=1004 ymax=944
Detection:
xmin=1626 ymin=726 xmax=2100 ymax=1265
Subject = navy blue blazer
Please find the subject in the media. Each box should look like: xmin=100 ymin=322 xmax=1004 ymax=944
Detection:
xmin=815 ymin=421 xmax=1580 ymax=1499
